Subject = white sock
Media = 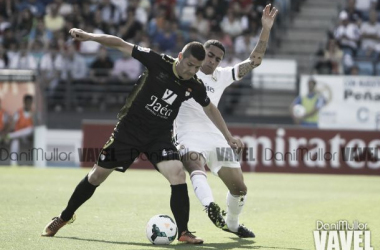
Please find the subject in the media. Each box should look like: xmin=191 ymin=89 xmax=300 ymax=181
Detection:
xmin=190 ymin=171 xmax=214 ymax=207
xmin=226 ymin=191 xmax=246 ymax=232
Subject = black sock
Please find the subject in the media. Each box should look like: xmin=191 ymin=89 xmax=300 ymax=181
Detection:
xmin=60 ymin=175 xmax=98 ymax=221
xmin=170 ymin=184 xmax=190 ymax=238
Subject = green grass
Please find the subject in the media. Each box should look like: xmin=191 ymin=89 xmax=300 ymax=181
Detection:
xmin=0 ymin=167 xmax=379 ymax=250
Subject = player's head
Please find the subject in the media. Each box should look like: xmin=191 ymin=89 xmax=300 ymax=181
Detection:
xmin=201 ymin=40 xmax=225 ymax=75
xmin=23 ymin=94 xmax=33 ymax=111
xmin=177 ymin=41 xmax=205 ymax=80
xmin=308 ymin=78 xmax=317 ymax=93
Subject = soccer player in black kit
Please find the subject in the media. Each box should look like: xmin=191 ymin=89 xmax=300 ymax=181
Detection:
xmin=41 ymin=28 xmax=243 ymax=244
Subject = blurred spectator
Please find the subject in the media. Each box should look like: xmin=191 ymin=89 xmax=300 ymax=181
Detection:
xmin=128 ymin=0 xmax=149 ymax=26
xmin=220 ymin=10 xmax=244 ymax=38
xmin=39 ymin=43 xmax=64 ymax=95
xmin=54 ymin=0 xmax=73 ymax=16
xmin=111 ymin=53 xmax=141 ymax=83
xmin=9 ymin=42 xmax=37 ymax=70
xmin=17 ymin=0 xmax=45 ymax=17
xmin=89 ymin=47 xmax=114 ymax=85
xmin=61 ymin=44 xmax=87 ymax=81
xmin=2 ymin=28 xmax=18 ymax=62
xmin=119 ymin=7 xmax=143 ymax=42
xmin=345 ymin=0 xmax=362 ymax=25
xmin=28 ymin=18 xmax=53 ymax=50
xmin=360 ymin=10 xmax=380 ymax=57
xmin=14 ymin=8 xmax=35 ymax=40
xmin=0 ymin=15 xmax=11 ymax=38
xmin=0 ymin=98 xmax=10 ymax=139
xmin=44 ymin=3 xmax=65 ymax=32
xmin=0 ymin=44 xmax=9 ymax=68
xmin=191 ymin=8 xmax=210 ymax=38
xmin=65 ymin=3 xmax=85 ymax=28
xmin=290 ymin=78 xmax=326 ymax=128
xmin=0 ymin=0 xmax=15 ymax=19
xmin=355 ymin=0 xmax=372 ymax=13
xmin=153 ymin=0 xmax=176 ymax=20
xmin=315 ymin=39 xmax=344 ymax=74
xmin=148 ymin=6 xmax=167 ymax=37
xmin=7 ymin=94 xmax=35 ymax=166
xmin=153 ymin=22 xmax=177 ymax=52
xmin=186 ymin=27 xmax=205 ymax=44
xmin=334 ymin=11 xmax=360 ymax=56
xmin=234 ymin=30 xmax=259 ymax=57
xmin=229 ymin=1 xmax=249 ymax=30
xmin=349 ymin=65 xmax=360 ymax=75
xmin=205 ymin=0 xmax=228 ymax=23
xmin=97 ymin=0 xmax=122 ymax=34
xmin=111 ymin=0 xmax=128 ymax=19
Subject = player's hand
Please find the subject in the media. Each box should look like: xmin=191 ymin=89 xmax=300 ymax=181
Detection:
xmin=261 ymin=4 xmax=278 ymax=30
xmin=227 ymin=136 xmax=244 ymax=154
xmin=69 ymin=28 xmax=92 ymax=42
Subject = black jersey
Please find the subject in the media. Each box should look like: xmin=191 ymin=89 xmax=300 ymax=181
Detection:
xmin=117 ymin=45 xmax=210 ymax=133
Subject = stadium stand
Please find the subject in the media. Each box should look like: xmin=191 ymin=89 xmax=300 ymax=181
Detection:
xmin=3 ymin=0 xmax=378 ymax=129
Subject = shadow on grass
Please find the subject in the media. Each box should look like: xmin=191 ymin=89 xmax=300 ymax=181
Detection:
xmin=55 ymin=236 xmax=306 ymax=250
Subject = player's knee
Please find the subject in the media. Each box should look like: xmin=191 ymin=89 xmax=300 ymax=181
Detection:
xmin=230 ymin=182 xmax=247 ymax=196
xmin=167 ymin=164 xmax=186 ymax=184
xmin=182 ymin=152 xmax=204 ymax=173
xmin=88 ymin=164 xmax=106 ymax=185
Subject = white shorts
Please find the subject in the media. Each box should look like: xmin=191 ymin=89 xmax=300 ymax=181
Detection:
xmin=176 ymin=132 xmax=241 ymax=175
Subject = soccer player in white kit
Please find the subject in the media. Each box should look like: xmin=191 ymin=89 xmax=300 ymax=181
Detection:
xmin=175 ymin=4 xmax=278 ymax=237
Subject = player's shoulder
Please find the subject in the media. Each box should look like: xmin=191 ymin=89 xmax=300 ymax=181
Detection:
xmin=160 ymin=54 xmax=176 ymax=64
xmin=190 ymin=73 xmax=205 ymax=86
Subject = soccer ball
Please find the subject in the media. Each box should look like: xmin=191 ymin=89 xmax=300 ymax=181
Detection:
xmin=146 ymin=214 xmax=177 ymax=245
xmin=293 ymin=104 xmax=306 ymax=118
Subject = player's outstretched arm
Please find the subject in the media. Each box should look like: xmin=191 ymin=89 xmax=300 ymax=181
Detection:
xmin=69 ymin=28 xmax=134 ymax=55
xmin=236 ymin=4 xmax=278 ymax=79
xmin=203 ymin=103 xmax=243 ymax=151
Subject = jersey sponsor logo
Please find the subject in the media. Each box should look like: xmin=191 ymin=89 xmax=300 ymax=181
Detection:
xmin=146 ymin=95 xmax=173 ymax=119
xmin=137 ymin=46 xmax=150 ymax=53
xmin=162 ymin=89 xmax=178 ymax=105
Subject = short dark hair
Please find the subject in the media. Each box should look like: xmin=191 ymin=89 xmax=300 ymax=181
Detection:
xmin=204 ymin=40 xmax=226 ymax=56
xmin=308 ymin=78 xmax=317 ymax=86
xmin=24 ymin=94 xmax=33 ymax=103
xmin=182 ymin=42 xmax=205 ymax=61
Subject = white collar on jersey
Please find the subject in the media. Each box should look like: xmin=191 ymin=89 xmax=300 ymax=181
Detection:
xmin=200 ymin=68 xmax=218 ymax=81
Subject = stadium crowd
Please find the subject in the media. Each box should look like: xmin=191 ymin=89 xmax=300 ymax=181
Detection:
xmin=0 ymin=0 xmax=299 ymax=110
xmin=314 ymin=0 xmax=380 ymax=75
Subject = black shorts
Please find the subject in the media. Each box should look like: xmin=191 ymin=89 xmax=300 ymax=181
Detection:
xmin=96 ymin=120 xmax=180 ymax=172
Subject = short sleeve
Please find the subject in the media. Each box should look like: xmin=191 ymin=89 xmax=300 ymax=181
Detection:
xmin=191 ymin=80 xmax=211 ymax=107
xmin=218 ymin=66 xmax=241 ymax=88
xmin=131 ymin=45 xmax=160 ymax=69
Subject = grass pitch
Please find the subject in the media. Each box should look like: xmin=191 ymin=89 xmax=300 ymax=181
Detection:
xmin=0 ymin=167 xmax=379 ymax=250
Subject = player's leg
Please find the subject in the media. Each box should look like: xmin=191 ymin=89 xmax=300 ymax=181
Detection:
xmin=181 ymin=151 xmax=225 ymax=228
xmin=182 ymin=151 xmax=214 ymax=207
xmin=218 ymin=167 xmax=254 ymax=238
xmin=41 ymin=133 xmax=138 ymax=237
xmin=156 ymin=160 xmax=203 ymax=244
xmin=41 ymin=164 xmax=114 ymax=237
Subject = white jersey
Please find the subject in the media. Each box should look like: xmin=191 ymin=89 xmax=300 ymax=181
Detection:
xmin=175 ymin=66 xmax=240 ymax=136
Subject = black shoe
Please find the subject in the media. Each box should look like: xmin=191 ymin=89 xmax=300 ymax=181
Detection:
xmin=205 ymin=202 xmax=225 ymax=228
xmin=222 ymin=224 xmax=255 ymax=238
